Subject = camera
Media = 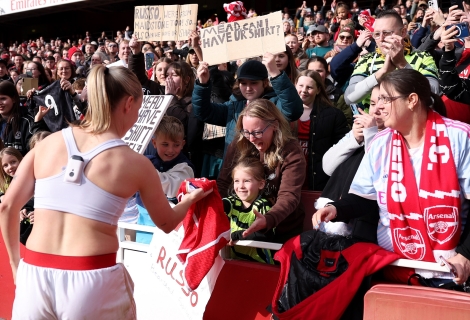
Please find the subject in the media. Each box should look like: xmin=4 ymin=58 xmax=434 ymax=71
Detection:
xmin=446 ymin=22 xmax=470 ymax=39
xmin=63 ymin=155 xmax=84 ymax=185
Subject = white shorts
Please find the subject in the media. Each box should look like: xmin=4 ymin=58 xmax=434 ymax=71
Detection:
xmin=12 ymin=253 xmax=136 ymax=320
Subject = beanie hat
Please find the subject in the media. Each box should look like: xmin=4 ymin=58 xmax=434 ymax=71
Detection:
xmin=67 ymin=46 xmax=81 ymax=60
xmin=338 ymin=24 xmax=355 ymax=39
xmin=1 ymin=53 xmax=9 ymax=60
xmin=30 ymin=43 xmax=37 ymax=48
xmin=236 ymin=60 xmax=268 ymax=81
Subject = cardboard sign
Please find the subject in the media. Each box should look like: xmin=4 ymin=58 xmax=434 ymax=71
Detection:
xmin=200 ymin=11 xmax=285 ymax=66
xmin=134 ymin=4 xmax=198 ymax=42
xmin=132 ymin=225 xmax=224 ymax=319
xmin=21 ymin=78 xmax=38 ymax=95
xmin=122 ymin=95 xmax=173 ymax=154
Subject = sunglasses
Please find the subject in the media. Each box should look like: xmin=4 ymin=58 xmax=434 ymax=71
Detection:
xmin=339 ymin=35 xmax=353 ymax=40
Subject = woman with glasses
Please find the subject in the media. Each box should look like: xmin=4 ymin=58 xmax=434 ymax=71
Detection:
xmin=313 ymin=69 xmax=470 ymax=287
xmin=218 ymin=99 xmax=306 ymax=243
xmin=27 ymin=59 xmax=82 ymax=133
xmin=324 ymin=24 xmax=356 ymax=61
xmin=193 ymin=55 xmax=303 ymax=155
xmin=294 ymin=70 xmax=348 ymax=191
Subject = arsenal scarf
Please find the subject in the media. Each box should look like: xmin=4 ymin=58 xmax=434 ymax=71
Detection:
xmin=388 ymin=110 xmax=460 ymax=262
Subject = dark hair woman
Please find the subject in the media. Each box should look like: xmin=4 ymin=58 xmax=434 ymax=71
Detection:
xmin=313 ymin=69 xmax=470 ymax=286
xmin=295 ymin=70 xmax=349 ymax=190
xmin=165 ymin=60 xmax=204 ymax=176
xmin=0 ymin=81 xmax=37 ymax=155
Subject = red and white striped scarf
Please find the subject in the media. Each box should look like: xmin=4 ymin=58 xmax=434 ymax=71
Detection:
xmin=388 ymin=110 xmax=460 ymax=262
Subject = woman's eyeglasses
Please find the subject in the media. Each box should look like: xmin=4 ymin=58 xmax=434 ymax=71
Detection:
xmin=339 ymin=35 xmax=352 ymax=40
xmin=240 ymin=122 xmax=273 ymax=139
xmin=377 ymin=95 xmax=408 ymax=104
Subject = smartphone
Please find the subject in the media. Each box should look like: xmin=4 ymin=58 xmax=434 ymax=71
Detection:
xmin=350 ymin=104 xmax=360 ymax=115
xmin=145 ymin=52 xmax=154 ymax=71
xmin=26 ymin=70 xmax=33 ymax=77
xmin=446 ymin=22 xmax=470 ymax=39
xmin=428 ymin=0 xmax=439 ymax=10
xmin=298 ymin=27 xmax=305 ymax=36
xmin=440 ymin=256 xmax=458 ymax=277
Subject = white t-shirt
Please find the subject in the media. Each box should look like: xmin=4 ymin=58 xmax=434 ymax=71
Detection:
xmin=350 ymin=118 xmax=470 ymax=256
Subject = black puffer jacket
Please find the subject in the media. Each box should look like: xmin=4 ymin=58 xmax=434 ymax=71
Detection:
xmin=306 ymin=103 xmax=349 ymax=191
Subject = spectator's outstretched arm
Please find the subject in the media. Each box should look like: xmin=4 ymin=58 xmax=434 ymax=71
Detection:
xmin=263 ymin=53 xmax=303 ymax=121
xmin=330 ymin=44 xmax=360 ymax=84
xmin=323 ymin=131 xmax=360 ymax=176
xmin=344 ymin=74 xmax=378 ymax=105
xmin=439 ymin=48 xmax=470 ymax=102
xmin=192 ymin=62 xmax=229 ymax=126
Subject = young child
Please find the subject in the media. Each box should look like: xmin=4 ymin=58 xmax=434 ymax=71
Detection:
xmin=135 ymin=116 xmax=195 ymax=243
xmin=223 ymin=157 xmax=274 ymax=264
xmin=0 ymin=147 xmax=33 ymax=245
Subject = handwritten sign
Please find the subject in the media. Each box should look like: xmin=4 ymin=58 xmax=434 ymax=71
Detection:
xmin=122 ymin=95 xmax=173 ymax=154
xmin=134 ymin=4 xmax=198 ymax=42
xmin=201 ymin=11 xmax=285 ymax=65
xmin=132 ymin=225 xmax=224 ymax=319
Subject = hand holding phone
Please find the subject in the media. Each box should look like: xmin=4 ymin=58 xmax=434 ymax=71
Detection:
xmin=445 ymin=22 xmax=470 ymax=39
xmin=440 ymin=255 xmax=458 ymax=277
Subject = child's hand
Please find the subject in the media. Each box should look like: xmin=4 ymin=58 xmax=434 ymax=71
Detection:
xmin=35 ymin=106 xmax=50 ymax=122
xmin=20 ymin=209 xmax=28 ymax=222
xmin=28 ymin=211 xmax=35 ymax=224
xmin=242 ymin=209 xmax=267 ymax=237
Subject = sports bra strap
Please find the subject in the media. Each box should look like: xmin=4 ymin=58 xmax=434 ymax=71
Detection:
xmin=62 ymin=127 xmax=128 ymax=165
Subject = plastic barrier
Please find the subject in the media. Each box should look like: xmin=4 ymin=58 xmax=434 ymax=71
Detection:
xmin=364 ymin=284 xmax=470 ymax=320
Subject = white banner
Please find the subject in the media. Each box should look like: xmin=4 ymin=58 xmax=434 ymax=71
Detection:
xmin=133 ymin=225 xmax=224 ymax=319
xmin=0 ymin=0 xmax=86 ymax=16
xmin=122 ymin=95 xmax=173 ymax=154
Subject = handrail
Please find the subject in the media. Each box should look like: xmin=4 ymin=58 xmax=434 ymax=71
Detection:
xmin=117 ymin=223 xmax=450 ymax=273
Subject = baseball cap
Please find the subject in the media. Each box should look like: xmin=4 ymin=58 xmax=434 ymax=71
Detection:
xmin=236 ymin=60 xmax=268 ymax=81
xmin=307 ymin=25 xmax=329 ymax=35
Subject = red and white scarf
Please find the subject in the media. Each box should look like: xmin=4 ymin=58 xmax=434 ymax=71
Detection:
xmin=388 ymin=110 xmax=461 ymax=262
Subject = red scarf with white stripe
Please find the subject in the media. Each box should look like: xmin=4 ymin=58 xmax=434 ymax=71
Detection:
xmin=387 ymin=110 xmax=460 ymax=262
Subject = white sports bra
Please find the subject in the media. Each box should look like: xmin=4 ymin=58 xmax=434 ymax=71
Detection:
xmin=34 ymin=127 xmax=129 ymax=225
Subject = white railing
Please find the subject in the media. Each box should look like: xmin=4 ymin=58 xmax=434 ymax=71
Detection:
xmin=117 ymin=222 xmax=449 ymax=273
